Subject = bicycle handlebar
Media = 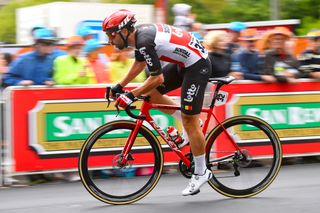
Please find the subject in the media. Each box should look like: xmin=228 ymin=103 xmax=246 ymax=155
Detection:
xmin=125 ymin=106 xmax=146 ymax=120
xmin=105 ymin=86 xmax=147 ymax=120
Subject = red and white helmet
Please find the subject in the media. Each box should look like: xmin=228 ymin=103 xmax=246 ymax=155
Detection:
xmin=102 ymin=9 xmax=136 ymax=33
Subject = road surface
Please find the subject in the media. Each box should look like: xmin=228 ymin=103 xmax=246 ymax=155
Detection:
xmin=0 ymin=162 xmax=319 ymax=213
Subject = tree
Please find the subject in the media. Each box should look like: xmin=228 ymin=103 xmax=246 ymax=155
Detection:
xmin=0 ymin=0 xmax=319 ymax=43
xmin=280 ymin=0 xmax=320 ymax=35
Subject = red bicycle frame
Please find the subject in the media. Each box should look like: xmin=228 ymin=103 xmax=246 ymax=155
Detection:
xmin=119 ymin=86 xmax=242 ymax=168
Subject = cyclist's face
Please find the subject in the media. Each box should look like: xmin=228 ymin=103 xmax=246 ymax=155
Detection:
xmin=107 ymin=29 xmax=127 ymax=50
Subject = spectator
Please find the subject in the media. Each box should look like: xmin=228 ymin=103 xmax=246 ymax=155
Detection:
xmin=172 ymin=3 xmax=194 ymax=31
xmin=3 ymin=28 xmax=62 ymax=87
xmin=16 ymin=25 xmax=66 ymax=58
xmin=262 ymin=27 xmax=300 ymax=83
xmin=203 ymin=30 xmax=231 ymax=77
xmin=231 ymin=28 xmax=277 ymax=82
xmin=77 ymin=25 xmax=110 ymax=65
xmin=226 ymin=21 xmax=247 ymax=55
xmin=109 ymin=48 xmax=146 ymax=83
xmin=84 ymin=39 xmax=110 ymax=83
xmin=0 ymin=52 xmax=12 ymax=86
xmin=76 ymin=25 xmax=95 ymax=41
xmin=53 ymin=36 xmax=96 ymax=85
xmin=0 ymin=53 xmax=17 ymax=185
xmin=298 ymin=30 xmax=320 ymax=79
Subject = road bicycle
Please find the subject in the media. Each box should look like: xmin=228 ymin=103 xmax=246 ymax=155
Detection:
xmin=78 ymin=76 xmax=282 ymax=205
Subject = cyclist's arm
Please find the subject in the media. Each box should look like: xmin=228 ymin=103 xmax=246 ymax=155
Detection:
xmin=131 ymin=73 xmax=164 ymax=97
xmin=119 ymin=60 xmax=146 ymax=87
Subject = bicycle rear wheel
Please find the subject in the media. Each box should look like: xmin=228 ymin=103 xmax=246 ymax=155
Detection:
xmin=205 ymin=115 xmax=282 ymax=198
xmin=79 ymin=120 xmax=163 ymax=205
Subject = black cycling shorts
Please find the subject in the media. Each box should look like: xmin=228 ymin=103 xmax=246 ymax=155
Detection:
xmin=156 ymin=58 xmax=212 ymax=115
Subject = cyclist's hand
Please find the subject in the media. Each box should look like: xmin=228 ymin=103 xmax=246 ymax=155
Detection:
xmin=110 ymin=83 xmax=125 ymax=98
xmin=115 ymin=92 xmax=135 ymax=109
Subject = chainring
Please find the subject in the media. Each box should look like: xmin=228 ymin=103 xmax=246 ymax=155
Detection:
xmin=178 ymin=153 xmax=194 ymax=179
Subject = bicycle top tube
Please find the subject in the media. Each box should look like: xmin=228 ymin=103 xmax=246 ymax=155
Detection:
xmin=105 ymin=76 xmax=235 ymax=120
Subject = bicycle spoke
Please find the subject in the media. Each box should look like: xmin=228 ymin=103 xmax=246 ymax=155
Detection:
xmin=79 ymin=121 xmax=163 ymax=204
xmin=206 ymin=116 xmax=282 ymax=197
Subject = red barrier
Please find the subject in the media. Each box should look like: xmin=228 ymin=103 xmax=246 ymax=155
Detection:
xmin=215 ymin=79 xmax=320 ymax=157
xmin=2 ymin=80 xmax=320 ymax=176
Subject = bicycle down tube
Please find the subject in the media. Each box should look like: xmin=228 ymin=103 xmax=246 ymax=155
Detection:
xmin=121 ymin=100 xmax=192 ymax=168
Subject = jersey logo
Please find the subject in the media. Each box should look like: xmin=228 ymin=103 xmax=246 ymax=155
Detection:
xmin=199 ymin=68 xmax=209 ymax=75
xmin=139 ymin=47 xmax=153 ymax=66
xmin=171 ymin=26 xmax=183 ymax=38
xmin=173 ymin=47 xmax=190 ymax=59
xmin=184 ymin=84 xmax=199 ymax=103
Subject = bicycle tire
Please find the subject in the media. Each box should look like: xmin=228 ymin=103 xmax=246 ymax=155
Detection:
xmin=79 ymin=120 xmax=164 ymax=205
xmin=205 ymin=115 xmax=282 ymax=198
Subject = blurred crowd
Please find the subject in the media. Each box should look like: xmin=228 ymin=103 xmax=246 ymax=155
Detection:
xmin=171 ymin=3 xmax=320 ymax=82
xmin=1 ymin=6 xmax=319 ymax=90
xmin=0 ymin=25 xmax=146 ymax=89
xmin=203 ymin=24 xmax=320 ymax=83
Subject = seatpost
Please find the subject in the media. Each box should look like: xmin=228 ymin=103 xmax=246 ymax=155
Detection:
xmin=209 ymin=82 xmax=224 ymax=108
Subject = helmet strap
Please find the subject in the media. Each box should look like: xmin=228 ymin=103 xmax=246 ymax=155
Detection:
xmin=118 ymin=30 xmax=131 ymax=48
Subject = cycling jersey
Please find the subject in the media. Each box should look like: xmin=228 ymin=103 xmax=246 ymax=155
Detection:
xmin=133 ymin=23 xmax=211 ymax=115
xmin=135 ymin=24 xmax=208 ymax=76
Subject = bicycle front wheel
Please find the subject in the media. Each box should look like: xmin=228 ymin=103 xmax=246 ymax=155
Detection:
xmin=205 ymin=115 xmax=282 ymax=198
xmin=79 ymin=120 xmax=164 ymax=205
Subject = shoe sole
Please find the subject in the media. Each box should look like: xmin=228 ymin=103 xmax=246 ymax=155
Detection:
xmin=182 ymin=171 xmax=212 ymax=196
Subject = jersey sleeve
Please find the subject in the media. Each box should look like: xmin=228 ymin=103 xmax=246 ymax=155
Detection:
xmin=135 ymin=34 xmax=162 ymax=76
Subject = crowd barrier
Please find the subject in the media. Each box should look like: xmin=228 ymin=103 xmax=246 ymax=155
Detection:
xmin=0 ymin=79 xmax=319 ymax=185
xmin=0 ymin=95 xmax=3 ymax=186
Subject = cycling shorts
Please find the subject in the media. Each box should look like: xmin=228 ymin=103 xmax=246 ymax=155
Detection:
xmin=156 ymin=58 xmax=212 ymax=115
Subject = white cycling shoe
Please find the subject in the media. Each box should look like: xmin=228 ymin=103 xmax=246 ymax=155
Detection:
xmin=182 ymin=169 xmax=213 ymax=196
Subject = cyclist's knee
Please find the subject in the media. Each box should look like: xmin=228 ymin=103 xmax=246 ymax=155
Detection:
xmin=181 ymin=113 xmax=200 ymax=129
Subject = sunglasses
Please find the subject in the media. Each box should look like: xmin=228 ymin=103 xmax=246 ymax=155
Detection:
xmin=39 ymin=41 xmax=55 ymax=46
xmin=106 ymin=31 xmax=117 ymax=40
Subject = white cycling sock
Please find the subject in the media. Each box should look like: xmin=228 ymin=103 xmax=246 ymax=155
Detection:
xmin=194 ymin=154 xmax=207 ymax=175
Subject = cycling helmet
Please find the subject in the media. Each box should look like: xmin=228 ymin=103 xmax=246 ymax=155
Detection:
xmin=102 ymin=9 xmax=136 ymax=34
xmin=228 ymin=22 xmax=247 ymax=33
xmin=307 ymin=30 xmax=320 ymax=39
xmin=83 ymin=39 xmax=103 ymax=52
xmin=77 ymin=26 xmax=94 ymax=38
xmin=33 ymin=28 xmax=57 ymax=43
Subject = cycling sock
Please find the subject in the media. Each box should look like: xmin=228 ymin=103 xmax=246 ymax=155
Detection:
xmin=194 ymin=154 xmax=206 ymax=175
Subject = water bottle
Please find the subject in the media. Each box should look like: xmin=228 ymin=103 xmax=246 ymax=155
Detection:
xmin=166 ymin=126 xmax=184 ymax=146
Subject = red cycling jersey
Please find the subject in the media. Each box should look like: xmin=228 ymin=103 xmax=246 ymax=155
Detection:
xmin=135 ymin=24 xmax=208 ymax=76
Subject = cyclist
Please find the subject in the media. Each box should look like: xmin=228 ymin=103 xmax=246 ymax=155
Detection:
xmin=103 ymin=9 xmax=212 ymax=196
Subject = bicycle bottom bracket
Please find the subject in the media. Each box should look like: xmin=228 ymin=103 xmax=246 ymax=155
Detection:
xmin=179 ymin=153 xmax=194 ymax=179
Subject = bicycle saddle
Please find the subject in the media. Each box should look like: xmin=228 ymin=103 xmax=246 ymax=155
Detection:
xmin=208 ymin=76 xmax=235 ymax=84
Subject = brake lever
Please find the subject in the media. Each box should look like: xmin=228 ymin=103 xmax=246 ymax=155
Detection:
xmin=114 ymin=93 xmax=121 ymax=117
xmin=105 ymin=86 xmax=111 ymax=108
xmin=115 ymin=104 xmax=120 ymax=117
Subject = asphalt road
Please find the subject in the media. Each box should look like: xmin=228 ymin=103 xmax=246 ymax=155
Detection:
xmin=0 ymin=161 xmax=319 ymax=213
